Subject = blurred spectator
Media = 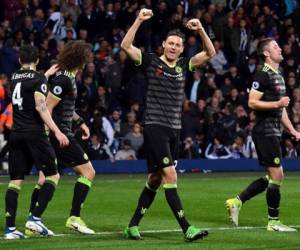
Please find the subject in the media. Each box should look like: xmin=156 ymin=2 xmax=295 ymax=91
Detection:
xmin=115 ymin=139 xmax=137 ymax=160
xmin=0 ymin=39 xmax=19 ymax=77
xmin=0 ymin=103 xmax=12 ymax=160
xmin=105 ymin=51 xmax=127 ymax=110
xmin=60 ymin=0 xmax=81 ymax=24
xmin=205 ymin=136 xmax=232 ymax=159
xmin=181 ymin=136 xmax=204 ymax=159
xmin=230 ymin=131 xmax=255 ymax=159
xmin=209 ymin=40 xmax=228 ymax=75
xmin=45 ymin=11 xmax=65 ymax=40
xmin=220 ymin=103 xmax=237 ymax=144
xmin=76 ymin=5 xmax=97 ymax=40
xmin=88 ymin=134 xmax=114 ymax=160
xmin=89 ymin=85 xmax=110 ymax=113
xmin=123 ymin=122 xmax=144 ymax=156
xmin=188 ymin=70 xmax=201 ymax=103
xmin=283 ymin=138 xmax=297 ymax=158
xmin=120 ymin=111 xmax=136 ymax=137
xmin=90 ymin=109 xmax=114 ymax=147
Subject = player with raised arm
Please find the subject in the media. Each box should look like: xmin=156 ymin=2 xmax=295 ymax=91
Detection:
xmin=121 ymin=9 xmax=215 ymax=241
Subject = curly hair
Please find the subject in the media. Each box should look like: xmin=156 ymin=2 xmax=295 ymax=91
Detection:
xmin=57 ymin=41 xmax=91 ymax=71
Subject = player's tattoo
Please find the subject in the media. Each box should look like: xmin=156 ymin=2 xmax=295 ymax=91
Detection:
xmin=37 ymin=99 xmax=47 ymax=112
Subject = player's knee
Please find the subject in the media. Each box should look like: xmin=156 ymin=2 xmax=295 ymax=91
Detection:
xmin=269 ymin=171 xmax=284 ymax=182
xmin=87 ymin=167 xmax=96 ymax=180
xmin=163 ymin=174 xmax=177 ymax=184
xmin=83 ymin=166 xmax=95 ymax=180
xmin=37 ymin=179 xmax=45 ymax=186
xmin=10 ymin=180 xmax=23 ymax=188
xmin=163 ymin=168 xmax=177 ymax=184
xmin=148 ymin=175 xmax=162 ymax=189
xmin=44 ymin=173 xmax=60 ymax=185
xmin=37 ymin=175 xmax=46 ymax=186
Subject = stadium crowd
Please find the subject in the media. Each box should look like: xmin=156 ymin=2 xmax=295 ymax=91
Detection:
xmin=0 ymin=0 xmax=299 ymax=161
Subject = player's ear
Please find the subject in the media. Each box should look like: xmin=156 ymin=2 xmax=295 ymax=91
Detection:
xmin=263 ymin=50 xmax=269 ymax=58
xmin=180 ymin=44 xmax=184 ymax=53
xmin=162 ymin=41 xmax=166 ymax=48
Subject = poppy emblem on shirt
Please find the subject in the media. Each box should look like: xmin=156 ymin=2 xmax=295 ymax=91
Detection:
xmin=155 ymin=68 xmax=163 ymax=76
xmin=175 ymin=66 xmax=182 ymax=73
xmin=252 ymin=81 xmax=260 ymax=90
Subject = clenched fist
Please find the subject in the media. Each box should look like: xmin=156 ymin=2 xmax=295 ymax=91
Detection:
xmin=137 ymin=8 xmax=153 ymax=22
xmin=278 ymin=96 xmax=290 ymax=108
xmin=186 ymin=19 xmax=203 ymax=31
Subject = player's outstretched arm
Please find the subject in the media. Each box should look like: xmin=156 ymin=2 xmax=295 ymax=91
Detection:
xmin=35 ymin=92 xmax=69 ymax=146
xmin=187 ymin=19 xmax=216 ymax=69
xmin=121 ymin=8 xmax=153 ymax=64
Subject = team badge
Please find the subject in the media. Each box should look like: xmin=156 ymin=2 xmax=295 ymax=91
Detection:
xmin=41 ymin=84 xmax=47 ymax=93
xmin=274 ymin=157 xmax=280 ymax=165
xmin=83 ymin=153 xmax=89 ymax=160
xmin=163 ymin=157 xmax=170 ymax=165
xmin=252 ymin=81 xmax=260 ymax=90
xmin=175 ymin=66 xmax=182 ymax=73
xmin=53 ymin=86 xmax=63 ymax=95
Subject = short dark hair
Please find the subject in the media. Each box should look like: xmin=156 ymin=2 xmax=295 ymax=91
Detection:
xmin=165 ymin=29 xmax=185 ymax=43
xmin=257 ymin=38 xmax=275 ymax=58
xmin=57 ymin=41 xmax=91 ymax=71
xmin=19 ymin=45 xmax=39 ymax=64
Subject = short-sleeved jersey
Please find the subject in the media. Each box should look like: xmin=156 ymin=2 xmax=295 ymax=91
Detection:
xmin=251 ymin=63 xmax=286 ymax=137
xmin=139 ymin=53 xmax=191 ymax=129
xmin=11 ymin=69 xmax=48 ymax=133
xmin=49 ymin=70 xmax=76 ymax=137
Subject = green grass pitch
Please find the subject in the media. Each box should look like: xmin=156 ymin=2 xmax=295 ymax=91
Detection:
xmin=1 ymin=172 xmax=300 ymax=249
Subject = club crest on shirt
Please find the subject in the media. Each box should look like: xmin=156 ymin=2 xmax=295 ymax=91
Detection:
xmin=175 ymin=66 xmax=182 ymax=73
xmin=252 ymin=81 xmax=260 ymax=89
xmin=163 ymin=157 xmax=170 ymax=165
xmin=274 ymin=157 xmax=280 ymax=165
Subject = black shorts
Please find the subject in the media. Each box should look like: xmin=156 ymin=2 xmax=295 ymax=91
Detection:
xmin=50 ymin=134 xmax=89 ymax=169
xmin=252 ymin=134 xmax=282 ymax=167
xmin=143 ymin=124 xmax=180 ymax=173
xmin=9 ymin=132 xmax=58 ymax=180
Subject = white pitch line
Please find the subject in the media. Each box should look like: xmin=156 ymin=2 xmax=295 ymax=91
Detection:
xmin=4 ymin=225 xmax=297 ymax=239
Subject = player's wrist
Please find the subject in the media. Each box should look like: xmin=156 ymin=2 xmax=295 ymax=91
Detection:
xmin=197 ymin=27 xmax=205 ymax=33
xmin=74 ymin=116 xmax=85 ymax=127
xmin=276 ymin=100 xmax=281 ymax=108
